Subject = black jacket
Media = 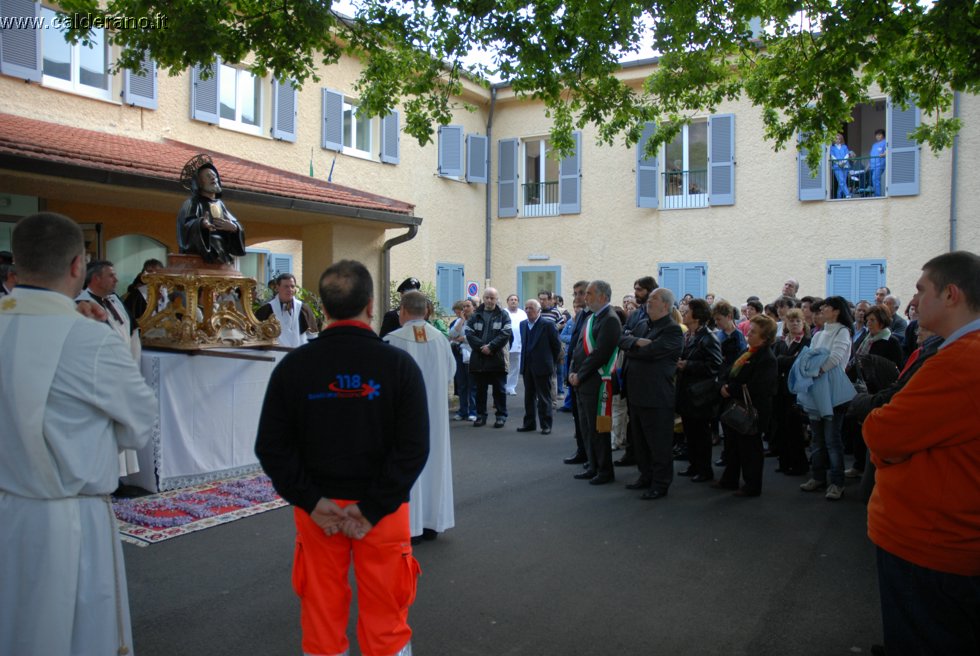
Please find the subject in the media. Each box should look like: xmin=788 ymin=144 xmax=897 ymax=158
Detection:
xmin=676 ymin=325 xmax=722 ymax=414
xmin=722 ymin=345 xmax=779 ymax=435
xmin=255 ymin=324 xmax=429 ymax=526
xmin=520 ymin=318 xmax=561 ymax=377
xmin=571 ymin=305 xmax=623 ymax=394
xmin=620 ymin=314 xmax=684 ymax=408
xmin=466 ymin=304 xmax=512 ymax=373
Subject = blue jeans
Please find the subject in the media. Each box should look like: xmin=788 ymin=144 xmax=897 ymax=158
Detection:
xmin=809 ymin=405 xmax=846 ymax=486
xmin=833 ymin=165 xmax=851 ymax=198
xmin=876 ymin=546 xmax=980 ymax=655
xmin=455 ymin=362 xmax=476 ymax=418
xmin=871 ymin=164 xmax=885 ymax=197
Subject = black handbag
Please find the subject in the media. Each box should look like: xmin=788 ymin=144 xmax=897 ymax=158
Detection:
xmin=720 ymin=386 xmax=759 ymax=434
xmin=686 ymin=376 xmax=719 ymax=408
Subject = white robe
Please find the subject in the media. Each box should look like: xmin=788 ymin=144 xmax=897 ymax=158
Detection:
xmin=77 ymin=288 xmax=142 ymax=475
xmin=0 ymin=287 xmax=157 ymax=656
xmin=270 ymin=296 xmax=308 ymax=348
xmin=385 ymin=320 xmax=457 ymax=537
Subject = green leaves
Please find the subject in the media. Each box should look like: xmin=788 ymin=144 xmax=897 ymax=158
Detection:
xmin=54 ymin=0 xmax=976 ymax=159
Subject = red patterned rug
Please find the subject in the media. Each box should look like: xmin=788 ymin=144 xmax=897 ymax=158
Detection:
xmin=113 ymin=473 xmax=287 ymax=546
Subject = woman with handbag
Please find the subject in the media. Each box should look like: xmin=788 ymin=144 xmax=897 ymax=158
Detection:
xmin=676 ymin=299 xmax=723 ymax=482
xmin=774 ymin=308 xmax=811 ymax=475
xmin=715 ymin=315 xmax=779 ymax=497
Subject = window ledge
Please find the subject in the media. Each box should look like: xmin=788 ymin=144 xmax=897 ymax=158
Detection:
xmin=218 ymin=119 xmax=264 ymax=138
xmin=41 ymin=76 xmax=116 ymax=105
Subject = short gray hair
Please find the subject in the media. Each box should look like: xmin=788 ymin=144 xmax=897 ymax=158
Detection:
xmin=524 ymin=298 xmax=541 ymax=310
xmin=400 ymin=290 xmax=428 ymax=317
xmin=652 ymin=287 xmax=675 ymax=308
xmin=590 ymin=280 xmax=612 ymax=301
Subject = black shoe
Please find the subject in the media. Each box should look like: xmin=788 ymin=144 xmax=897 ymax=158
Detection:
xmin=640 ymin=489 xmax=668 ymax=500
xmin=589 ymin=473 xmax=614 ymax=485
xmin=540 ymin=428 xmax=552 ymax=435
xmin=473 ymin=417 xmax=487 ymax=427
xmin=711 ymin=481 xmax=738 ymax=490
xmin=574 ymin=470 xmax=597 ymax=480
xmin=714 ymin=457 xmax=726 ymax=467
xmin=677 ymin=467 xmax=695 ymax=477
xmin=613 ymin=456 xmax=636 ymax=467
xmin=516 ymin=426 xmax=536 ymax=432
xmin=673 ymin=452 xmax=690 ymax=461
xmin=564 ymin=452 xmax=588 ymax=465
xmin=422 ymin=528 xmax=439 ymax=541
xmin=493 ymin=418 xmax=506 ymax=428
xmin=411 ymin=535 xmax=423 ymax=545
xmin=691 ymin=474 xmax=714 ymax=483
xmin=625 ymin=477 xmax=651 ymax=490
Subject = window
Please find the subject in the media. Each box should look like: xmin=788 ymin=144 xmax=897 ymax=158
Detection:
xmin=664 ymin=121 xmax=708 ymax=209
xmin=523 ymin=138 xmax=560 ymax=217
xmin=517 ymin=266 xmax=562 ymax=302
xmin=498 ymin=132 xmax=581 ymax=218
xmin=658 ymin=262 xmax=707 ymax=300
xmin=343 ymin=100 xmax=372 ymax=154
xmin=798 ymin=99 xmax=919 ymax=201
xmin=219 ymin=63 xmax=262 ymax=134
xmin=826 ymin=259 xmax=885 ymax=304
xmin=436 ymin=263 xmax=465 ymax=312
xmin=40 ymin=7 xmax=110 ymax=99
xmin=636 ymin=115 xmax=735 ymax=209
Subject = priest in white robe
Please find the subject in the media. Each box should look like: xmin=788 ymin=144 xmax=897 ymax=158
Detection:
xmin=255 ymin=272 xmax=319 ymax=348
xmin=0 ymin=212 xmax=157 ymax=656
xmin=384 ymin=290 xmax=456 ymax=541
xmin=77 ymin=259 xmax=143 ymax=478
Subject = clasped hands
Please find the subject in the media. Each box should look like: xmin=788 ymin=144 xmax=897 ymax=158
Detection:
xmin=311 ymin=498 xmax=373 ymax=540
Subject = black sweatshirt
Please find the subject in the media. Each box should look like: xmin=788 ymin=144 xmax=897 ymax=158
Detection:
xmin=255 ymin=323 xmax=429 ymax=526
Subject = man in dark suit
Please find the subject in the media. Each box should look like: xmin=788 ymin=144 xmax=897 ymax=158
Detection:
xmin=517 ymin=299 xmax=562 ymax=435
xmin=562 ymin=281 xmax=591 ymax=465
xmin=619 ymin=288 xmax=684 ymax=499
xmin=569 ymin=280 xmax=622 ymax=485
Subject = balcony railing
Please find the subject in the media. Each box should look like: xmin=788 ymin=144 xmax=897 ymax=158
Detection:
xmin=522 ymin=181 xmax=559 ymax=217
xmin=831 ymin=155 xmax=886 ymax=199
xmin=663 ymin=168 xmax=708 ymax=209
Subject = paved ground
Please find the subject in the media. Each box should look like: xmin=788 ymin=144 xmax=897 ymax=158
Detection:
xmin=125 ymin=394 xmax=883 ymax=656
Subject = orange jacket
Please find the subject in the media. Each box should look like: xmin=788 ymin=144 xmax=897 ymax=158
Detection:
xmin=865 ymin=329 xmax=980 ymax=576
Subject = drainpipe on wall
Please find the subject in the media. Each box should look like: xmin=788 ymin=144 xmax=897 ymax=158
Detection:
xmin=485 ymin=86 xmax=497 ymax=283
xmin=382 ymin=225 xmax=419 ymax=312
xmin=949 ymin=91 xmax=960 ymax=252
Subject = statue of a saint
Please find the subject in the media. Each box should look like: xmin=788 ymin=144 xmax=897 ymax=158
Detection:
xmin=176 ymin=154 xmax=246 ymax=264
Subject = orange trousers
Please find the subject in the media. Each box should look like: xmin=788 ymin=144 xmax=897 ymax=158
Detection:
xmin=292 ymin=502 xmax=420 ymax=656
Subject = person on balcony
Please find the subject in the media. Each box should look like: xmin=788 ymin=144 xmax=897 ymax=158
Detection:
xmin=830 ymin=133 xmax=852 ymax=199
xmin=870 ymin=129 xmax=887 ymax=197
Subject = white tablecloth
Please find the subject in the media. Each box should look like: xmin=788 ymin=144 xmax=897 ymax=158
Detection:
xmin=125 ymin=349 xmax=286 ymax=492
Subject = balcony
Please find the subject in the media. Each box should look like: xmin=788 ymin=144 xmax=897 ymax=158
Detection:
xmin=663 ymin=168 xmax=708 ymax=209
xmin=522 ymin=181 xmax=559 ymax=217
xmin=831 ymin=155 xmax=886 ymax=199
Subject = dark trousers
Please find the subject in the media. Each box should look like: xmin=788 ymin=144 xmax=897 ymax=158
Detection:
xmin=472 ymin=371 xmax=507 ymax=419
xmin=876 ymin=546 xmax=980 ymax=655
xmin=681 ymin=412 xmax=714 ymax=478
xmin=522 ymin=371 xmax=554 ymax=430
xmin=719 ymin=428 xmax=764 ymax=494
xmin=569 ymin=386 xmax=585 ymax=455
xmin=845 ymin=413 xmax=867 ymax=472
xmin=629 ymin=404 xmax=674 ymax=492
xmin=576 ymin=385 xmax=613 ymax=476
xmin=776 ymin=395 xmax=809 ymax=473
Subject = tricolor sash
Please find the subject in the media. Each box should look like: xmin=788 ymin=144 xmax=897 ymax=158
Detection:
xmin=582 ymin=312 xmax=619 ymax=433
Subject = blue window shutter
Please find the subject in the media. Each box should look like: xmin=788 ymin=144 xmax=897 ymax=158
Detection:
xmin=122 ymin=51 xmax=157 ymax=109
xmin=270 ymin=78 xmax=298 ymax=142
xmin=559 ymin=131 xmax=582 ymax=214
xmin=684 ymin=263 xmax=707 ymax=298
xmin=887 ymin=100 xmax=920 ymax=197
xmin=658 ymin=264 xmax=682 ymax=300
xmin=857 ymin=261 xmax=885 ymax=303
xmin=270 ymin=254 xmax=293 ymax=278
xmin=466 ymin=133 xmax=488 ymax=183
xmin=636 ymin=122 xmax=659 ymax=209
xmin=827 ymin=262 xmax=854 ymax=300
xmin=321 ymin=88 xmax=344 ymax=152
xmin=709 ymin=113 xmax=735 ymax=206
xmin=438 ymin=125 xmax=463 ymax=177
xmin=436 ymin=263 xmax=464 ymax=311
xmin=797 ymin=133 xmax=827 ymax=201
xmin=380 ymin=111 xmax=400 ymax=164
xmin=0 ymin=0 xmax=41 ymax=82
xmin=190 ymin=63 xmax=220 ymax=124
xmin=498 ymin=138 xmax=519 ymax=218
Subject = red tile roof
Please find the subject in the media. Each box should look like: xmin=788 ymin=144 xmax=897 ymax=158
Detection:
xmin=0 ymin=113 xmax=415 ymax=217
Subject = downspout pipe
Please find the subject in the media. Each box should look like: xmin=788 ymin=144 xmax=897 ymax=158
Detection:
xmin=382 ymin=224 xmax=420 ymax=313
xmin=485 ymin=86 xmax=497 ymax=283
xmin=949 ymin=91 xmax=960 ymax=252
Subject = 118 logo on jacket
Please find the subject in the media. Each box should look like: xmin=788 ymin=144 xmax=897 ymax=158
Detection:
xmin=309 ymin=374 xmax=381 ymax=401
